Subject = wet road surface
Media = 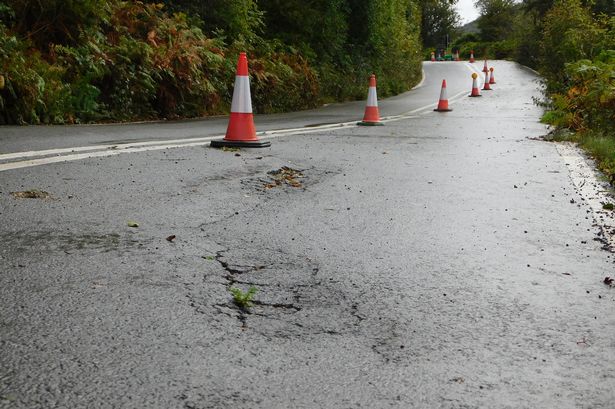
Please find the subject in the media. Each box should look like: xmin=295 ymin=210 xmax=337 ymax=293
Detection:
xmin=1 ymin=61 xmax=614 ymax=408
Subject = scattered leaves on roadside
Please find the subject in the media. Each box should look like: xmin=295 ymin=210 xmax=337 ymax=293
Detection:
xmin=222 ymin=146 xmax=240 ymax=152
xmin=202 ymin=255 xmax=215 ymax=260
xmin=10 ymin=190 xmax=50 ymax=199
xmin=602 ymin=202 xmax=614 ymax=211
xmin=264 ymin=166 xmax=304 ymax=189
xmin=166 ymin=235 xmax=176 ymax=242
xmin=127 ymin=221 xmax=139 ymax=228
xmin=603 ymin=276 xmax=613 ymax=286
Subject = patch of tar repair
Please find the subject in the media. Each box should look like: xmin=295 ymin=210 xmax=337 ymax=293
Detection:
xmin=557 ymin=142 xmax=615 ymax=251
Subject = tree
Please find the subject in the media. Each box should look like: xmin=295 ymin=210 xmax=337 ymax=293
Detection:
xmin=475 ymin=0 xmax=517 ymax=42
xmin=540 ymin=0 xmax=607 ymax=88
xmin=258 ymin=0 xmax=348 ymax=61
xmin=161 ymin=0 xmax=263 ymax=42
xmin=6 ymin=0 xmax=112 ymax=49
xmin=420 ymin=0 xmax=460 ymax=48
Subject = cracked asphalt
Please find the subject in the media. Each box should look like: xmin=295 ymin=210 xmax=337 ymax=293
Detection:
xmin=1 ymin=61 xmax=615 ymax=408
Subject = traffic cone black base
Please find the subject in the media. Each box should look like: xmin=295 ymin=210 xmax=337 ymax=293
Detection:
xmin=357 ymin=121 xmax=384 ymax=126
xmin=211 ymin=139 xmax=271 ymax=148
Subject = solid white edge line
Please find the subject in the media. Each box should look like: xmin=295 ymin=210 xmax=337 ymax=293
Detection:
xmin=412 ymin=69 xmax=426 ymax=90
xmin=0 ymin=136 xmax=222 ymax=162
xmin=0 ymin=140 xmax=218 ymax=172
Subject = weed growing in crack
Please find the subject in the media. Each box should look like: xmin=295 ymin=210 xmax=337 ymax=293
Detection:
xmin=230 ymin=286 xmax=258 ymax=310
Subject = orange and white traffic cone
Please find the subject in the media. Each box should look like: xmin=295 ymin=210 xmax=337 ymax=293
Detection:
xmin=469 ymin=50 xmax=475 ymax=63
xmin=211 ymin=52 xmax=270 ymax=148
xmin=430 ymin=52 xmax=435 ymax=62
xmin=482 ymin=71 xmax=492 ymax=91
xmin=489 ymin=67 xmax=496 ymax=84
xmin=469 ymin=73 xmax=481 ymax=97
xmin=434 ymin=79 xmax=453 ymax=112
xmin=454 ymin=51 xmax=460 ymax=61
xmin=482 ymin=58 xmax=489 ymax=73
xmin=358 ymin=74 xmax=383 ymax=126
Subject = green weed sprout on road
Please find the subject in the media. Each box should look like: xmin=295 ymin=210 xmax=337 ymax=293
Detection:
xmin=230 ymin=287 xmax=258 ymax=310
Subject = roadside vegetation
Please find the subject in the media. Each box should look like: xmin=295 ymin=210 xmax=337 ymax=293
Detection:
xmin=0 ymin=0 xmax=429 ymax=125
xmin=447 ymin=0 xmax=614 ymax=182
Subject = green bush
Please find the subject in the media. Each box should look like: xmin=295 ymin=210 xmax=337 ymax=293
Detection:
xmin=0 ymin=24 xmax=69 ymax=124
xmin=543 ymin=53 xmax=615 ymax=133
xmin=540 ymin=0 xmax=608 ymax=91
xmin=491 ymin=39 xmax=517 ymax=59
xmin=249 ymin=50 xmax=320 ymax=113
xmin=0 ymin=0 xmax=425 ymax=124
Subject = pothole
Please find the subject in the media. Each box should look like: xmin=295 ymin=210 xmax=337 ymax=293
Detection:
xmin=264 ymin=166 xmax=304 ymax=189
xmin=240 ymin=166 xmax=337 ymax=194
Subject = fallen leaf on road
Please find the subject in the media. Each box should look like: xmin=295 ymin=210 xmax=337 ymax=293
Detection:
xmin=127 ymin=221 xmax=139 ymax=228
xmin=166 ymin=235 xmax=176 ymax=242
xmin=603 ymin=276 xmax=613 ymax=286
xmin=10 ymin=190 xmax=50 ymax=199
xmin=264 ymin=167 xmax=304 ymax=189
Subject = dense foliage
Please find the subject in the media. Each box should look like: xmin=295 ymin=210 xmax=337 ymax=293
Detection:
xmin=420 ymin=0 xmax=460 ymax=50
xmin=0 ymin=0 xmax=423 ymax=124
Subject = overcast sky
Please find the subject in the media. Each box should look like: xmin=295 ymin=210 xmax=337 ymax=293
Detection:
xmin=456 ymin=0 xmax=480 ymax=24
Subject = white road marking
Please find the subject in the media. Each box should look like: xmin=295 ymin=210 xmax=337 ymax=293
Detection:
xmin=0 ymin=136 xmax=217 ymax=162
xmin=556 ymin=142 xmax=615 ymax=250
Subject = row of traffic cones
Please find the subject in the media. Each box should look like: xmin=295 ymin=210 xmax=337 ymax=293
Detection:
xmin=211 ymin=52 xmax=386 ymax=147
xmin=430 ymin=50 xmax=476 ymax=63
xmin=211 ymin=53 xmax=497 ymax=147
xmin=435 ymin=59 xmax=498 ymax=111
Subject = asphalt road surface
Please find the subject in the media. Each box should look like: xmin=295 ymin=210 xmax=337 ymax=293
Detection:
xmin=1 ymin=61 xmax=614 ymax=408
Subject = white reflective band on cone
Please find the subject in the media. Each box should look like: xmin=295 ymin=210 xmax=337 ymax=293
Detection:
xmin=367 ymin=87 xmax=378 ymax=107
xmin=439 ymin=86 xmax=448 ymax=100
xmin=230 ymin=76 xmax=253 ymax=113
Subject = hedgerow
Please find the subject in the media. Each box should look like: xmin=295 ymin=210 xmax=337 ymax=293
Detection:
xmin=0 ymin=0 xmax=423 ymax=124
